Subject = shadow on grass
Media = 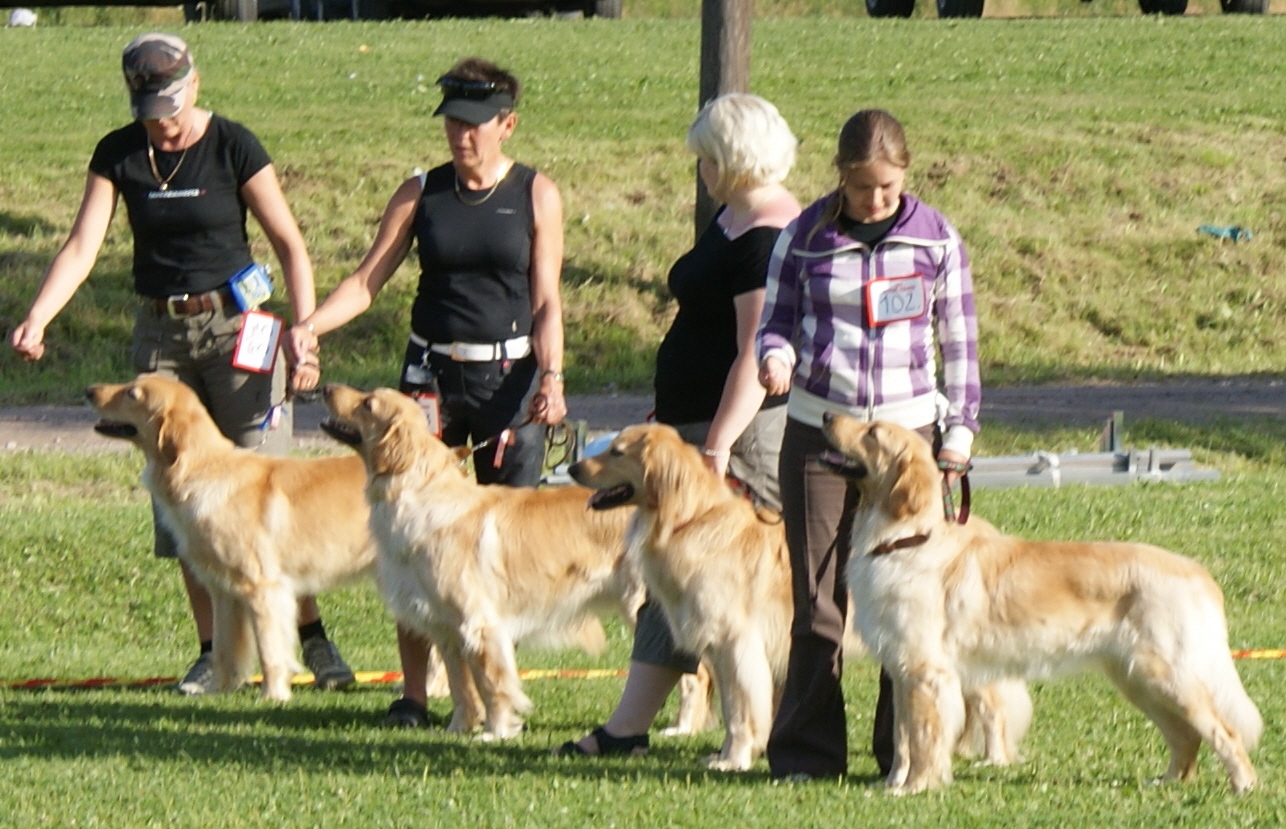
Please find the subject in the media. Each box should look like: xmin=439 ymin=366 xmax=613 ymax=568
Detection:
xmin=0 ymin=212 xmax=57 ymax=238
xmin=0 ymin=688 xmax=844 ymax=785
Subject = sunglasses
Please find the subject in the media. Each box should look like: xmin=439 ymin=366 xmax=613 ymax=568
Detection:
xmin=436 ymin=76 xmax=502 ymax=100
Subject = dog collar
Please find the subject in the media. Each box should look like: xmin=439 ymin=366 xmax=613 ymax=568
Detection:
xmin=868 ymin=533 xmax=931 ymax=557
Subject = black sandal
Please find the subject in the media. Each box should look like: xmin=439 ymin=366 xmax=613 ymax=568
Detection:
xmin=553 ymin=726 xmax=649 ymax=757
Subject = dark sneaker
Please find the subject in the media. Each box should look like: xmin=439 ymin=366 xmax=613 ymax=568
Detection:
xmin=383 ymin=697 xmax=435 ymax=728
xmin=302 ymin=637 xmax=355 ymax=690
xmin=176 ymin=652 xmax=215 ymax=696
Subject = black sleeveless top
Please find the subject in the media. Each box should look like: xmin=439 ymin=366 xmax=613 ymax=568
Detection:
xmin=411 ymin=161 xmax=536 ymax=344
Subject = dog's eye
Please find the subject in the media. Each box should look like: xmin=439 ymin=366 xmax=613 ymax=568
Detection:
xmin=609 ymin=446 xmax=624 ymax=457
xmin=128 ymin=387 xmax=143 ymax=401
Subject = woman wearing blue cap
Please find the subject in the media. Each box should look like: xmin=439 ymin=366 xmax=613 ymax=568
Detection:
xmin=8 ymin=33 xmax=354 ymax=695
xmin=294 ymin=56 xmax=567 ymax=728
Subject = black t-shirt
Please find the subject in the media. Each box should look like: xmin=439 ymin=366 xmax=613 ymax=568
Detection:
xmin=411 ymin=162 xmax=536 ymax=344
xmin=654 ymin=212 xmax=787 ymax=425
xmin=89 ymin=115 xmax=271 ymax=297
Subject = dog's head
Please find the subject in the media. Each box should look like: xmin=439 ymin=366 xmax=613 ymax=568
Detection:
xmin=85 ymin=374 xmax=214 ymax=466
xmin=569 ymin=422 xmax=705 ymax=513
xmin=821 ymin=414 xmax=939 ymax=522
xmin=321 ymin=383 xmax=466 ymax=478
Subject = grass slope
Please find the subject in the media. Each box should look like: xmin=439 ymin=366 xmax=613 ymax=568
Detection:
xmin=1 ymin=17 xmax=1284 ymax=402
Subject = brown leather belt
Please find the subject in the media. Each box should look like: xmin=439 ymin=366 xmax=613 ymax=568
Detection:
xmin=141 ymin=286 xmax=235 ymax=318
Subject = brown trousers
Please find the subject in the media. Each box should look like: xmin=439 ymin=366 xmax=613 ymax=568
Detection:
xmin=766 ymin=416 xmax=937 ymax=779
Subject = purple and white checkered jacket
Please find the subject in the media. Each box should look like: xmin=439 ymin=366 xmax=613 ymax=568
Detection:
xmin=757 ymin=193 xmax=981 ymax=456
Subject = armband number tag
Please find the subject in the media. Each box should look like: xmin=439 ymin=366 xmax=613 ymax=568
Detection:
xmin=865 ymin=275 xmax=926 ymax=327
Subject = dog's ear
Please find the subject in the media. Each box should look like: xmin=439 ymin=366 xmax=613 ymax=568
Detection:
xmin=639 ymin=428 xmax=693 ymax=513
xmin=886 ymin=446 xmax=937 ymax=521
xmin=152 ymin=388 xmax=193 ymax=467
xmin=367 ymin=398 xmax=419 ymax=476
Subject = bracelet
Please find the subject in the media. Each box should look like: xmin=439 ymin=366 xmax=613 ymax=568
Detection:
xmin=541 ymin=369 xmax=564 ymax=382
xmin=700 ymin=447 xmax=730 ymax=458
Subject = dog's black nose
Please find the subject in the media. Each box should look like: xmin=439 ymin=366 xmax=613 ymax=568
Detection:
xmin=822 ymin=411 xmax=835 ymax=426
xmin=84 ymin=386 xmax=96 ymax=402
xmin=321 ymin=383 xmax=337 ymax=400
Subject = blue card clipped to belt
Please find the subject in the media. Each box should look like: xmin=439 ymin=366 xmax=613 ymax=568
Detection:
xmin=228 ymin=263 xmax=274 ymax=311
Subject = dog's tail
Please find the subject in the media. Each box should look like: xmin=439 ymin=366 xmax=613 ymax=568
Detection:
xmin=1192 ymin=594 xmax=1263 ymax=751
xmin=1208 ymin=655 xmax=1264 ymax=752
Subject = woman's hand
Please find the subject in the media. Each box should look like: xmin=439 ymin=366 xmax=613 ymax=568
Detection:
xmin=528 ymin=371 xmax=567 ymax=425
xmin=284 ymin=322 xmax=318 ymax=367
xmin=758 ymin=355 xmax=791 ymax=396
xmin=285 ymin=322 xmax=321 ymax=394
xmin=938 ymin=448 xmax=970 ymax=486
xmin=9 ymin=321 xmax=47 ymax=361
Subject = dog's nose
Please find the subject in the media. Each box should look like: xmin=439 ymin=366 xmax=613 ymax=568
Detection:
xmin=822 ymin=411 xmax=835 ymax=426
xmin=84 ymin=386 xmax=97 ymax=402
xmin=321 ymin=383 xmax=337 ymax=401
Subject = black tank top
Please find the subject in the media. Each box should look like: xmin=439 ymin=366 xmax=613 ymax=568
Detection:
xmin=411 ymin=162 xmax=536 ymax=343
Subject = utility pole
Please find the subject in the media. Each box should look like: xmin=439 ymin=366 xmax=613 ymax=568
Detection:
xmin=695 ymin=0 xmax=751 ymax=240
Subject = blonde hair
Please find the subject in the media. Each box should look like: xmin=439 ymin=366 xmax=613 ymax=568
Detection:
xmin=811 ymin=109 xmax=911 ymax=238
xmin=686 ymin=93 xmax=797 ymax=200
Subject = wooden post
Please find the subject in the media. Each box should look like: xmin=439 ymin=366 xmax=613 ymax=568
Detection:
xmin=695 ymin=0 xmax=752 ymax=240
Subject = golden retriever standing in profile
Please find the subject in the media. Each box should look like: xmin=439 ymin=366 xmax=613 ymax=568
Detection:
xmin=320 ymin=384 xmax=642 ymax=740
xmin=86 ymin=374 xmax=376 ymax=702
xmin=821 ymin=414 xmax=1262 ymax=794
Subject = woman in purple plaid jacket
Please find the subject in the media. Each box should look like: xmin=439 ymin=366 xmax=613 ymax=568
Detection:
xmin=757 ymin=109 xmax=981 ymax=781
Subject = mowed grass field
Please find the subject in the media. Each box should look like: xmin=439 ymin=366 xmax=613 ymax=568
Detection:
xmin=1 ymin=14 xmax=1285 ymax=400
xmin=4 ymin=429 xmax=1286 ymax=827
xmin=2 ymin=13 xmax=1286 ymax=828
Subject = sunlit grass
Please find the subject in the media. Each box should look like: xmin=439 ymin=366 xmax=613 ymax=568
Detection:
xmin=2 ymin=17 xmax=1285 ymax=402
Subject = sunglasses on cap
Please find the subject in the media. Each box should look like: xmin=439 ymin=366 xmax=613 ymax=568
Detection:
xmin=436 ymin=76 xmax=502 ymax=100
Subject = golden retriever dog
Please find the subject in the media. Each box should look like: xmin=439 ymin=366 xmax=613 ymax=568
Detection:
xmin=821 ymin=414 xmax=1262 ymax=794
xmin=86 ymin=374 xmax=375 ymax=702
xmin=568 ymin=422 xmax=1028 ymax=772
xmin=320 ymin=384 xmax=642 ymax=740
xmin=569 ymin=423 xmax=790 ymax=771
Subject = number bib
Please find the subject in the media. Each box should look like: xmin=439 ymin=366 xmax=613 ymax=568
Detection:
xmin=865 ymin=275 xmax=927 ymax=327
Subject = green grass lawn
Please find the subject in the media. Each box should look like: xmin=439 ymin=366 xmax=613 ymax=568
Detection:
xmin=3 ymin=419 xmax=1286 ymax=826
xmin=2 ymin=16 xmax=1285 ymax=401
xmin=2 ymin=15 xmax=1285 ymax=827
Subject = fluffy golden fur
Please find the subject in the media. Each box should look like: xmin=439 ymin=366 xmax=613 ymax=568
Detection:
xmin=822 ymin=414 xmax=1262 ymax=794
xmin=321 ymin=384 xmax=642 ymax=739
xmin=86 ymin=374 xmax=375 ymax=702
xmin=569 ymin=423 xmax=793 ymax=771
xmin=568 ymin=422 xmax=1024 ymax=771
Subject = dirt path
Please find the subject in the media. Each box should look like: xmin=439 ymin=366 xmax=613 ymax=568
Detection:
xmin=3 ymin=378 xmax=1284 ymax=453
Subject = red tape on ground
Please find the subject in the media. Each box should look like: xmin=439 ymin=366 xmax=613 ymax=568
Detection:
xmin=2 ymin=668 xmax=627 ymax=692
xmin=6 ymin=653 xmax=1280 ymax=691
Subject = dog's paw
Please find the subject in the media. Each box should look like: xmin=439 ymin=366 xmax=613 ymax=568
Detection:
xmin=705 ymin=752 xmax=753 ymax=773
